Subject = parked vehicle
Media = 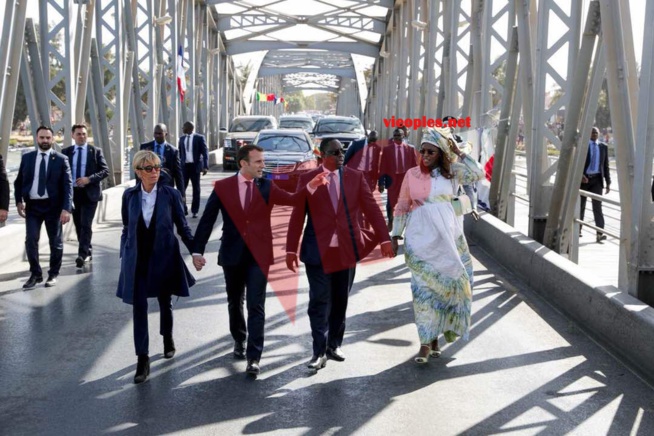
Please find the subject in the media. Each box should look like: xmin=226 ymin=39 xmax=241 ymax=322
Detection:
xmin=312 ymin=115 xmax=366 ymax=150
xmin=279 ymin=115 xmax=315 ymax=134
xmin=223 ymin=115 xmax=277 ymax=170
xmin=254 ymin=129 xmax=318 ymax=191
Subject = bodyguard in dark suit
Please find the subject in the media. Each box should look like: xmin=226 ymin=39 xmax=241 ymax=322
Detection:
xmin=193 ymin=144 xmax=324 ymax=376
xmin=117 ymin=150 xmax=195 ymax=384
xmin=140 ymin=123 xmax=185 ymax=202
xmin=0 ymin=153 xmax=8 ymax=223
xmin=580 ymin=127 xmax=611 ymax=243
xmin=179 ymin=121 xmax=209 ymax=218
xmin=14 ymin=126 xmax=73 ymax=289
xmin=344 ymin=130 xmax=381 ymax=191
xmin=286 ymin=138 xmax=395 ymax=370
xmin=62 ymin=124 xmax=109 ymax=268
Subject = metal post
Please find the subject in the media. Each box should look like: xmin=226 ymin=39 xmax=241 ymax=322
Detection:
xmin=89 ymin=39 xmax=115 ymax=186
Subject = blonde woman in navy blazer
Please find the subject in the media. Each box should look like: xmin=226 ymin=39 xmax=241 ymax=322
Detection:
xmin=117 ymin=150 xmax=195 ymax=384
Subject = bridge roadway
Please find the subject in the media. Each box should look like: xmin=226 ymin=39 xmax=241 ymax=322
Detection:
xmin=1 ymin=167 xmax=653 ymax=435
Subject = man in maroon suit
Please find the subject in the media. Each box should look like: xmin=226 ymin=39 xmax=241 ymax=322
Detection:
xmin=286 ymin=138 xmax=395 ymax=371
xmin=378 ymin=128 xmax=418 ymax=229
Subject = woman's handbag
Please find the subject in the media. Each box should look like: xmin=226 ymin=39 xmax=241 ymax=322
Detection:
xmin=451 ymin=179 xmax=473 ymax=216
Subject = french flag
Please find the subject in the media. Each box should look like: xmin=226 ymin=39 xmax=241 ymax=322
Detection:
xmin=177 ymin=45 xmax=186 ymax=102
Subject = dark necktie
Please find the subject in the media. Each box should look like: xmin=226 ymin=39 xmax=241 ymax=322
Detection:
xmin=187 ymin=135 xmax=192 ymax=155
xmin=397 ymin=146 xmax=404 ymax=174
xmin=244 ymin=180 xmax=252 ymax=210
xmin=156 ymin=143 xmax=162 ymax=159
xmin=364 ymin=145 xmax=371 ymax=171
xmin=76 ymin=146 xmax=83 ymax=180
xmin=328 ymin=173 xmax=338 ymax=212
xmin=38 ymin=153 xmax=46 ymax=196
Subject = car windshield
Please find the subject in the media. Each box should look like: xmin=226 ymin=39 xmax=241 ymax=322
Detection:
xmin=257 ymin=135 xmax=310 ymax=152
xmin=315 ymin=119 xmax=364 ymax=134
xmin=229 ymin=118 xmax=273 ymax=132
xmin=279 ymin=120 xmax=313 ymax=131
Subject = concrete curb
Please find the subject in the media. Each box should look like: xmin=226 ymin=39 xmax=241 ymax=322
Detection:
xmin=465 ymin=212 xmax=654 ymax=382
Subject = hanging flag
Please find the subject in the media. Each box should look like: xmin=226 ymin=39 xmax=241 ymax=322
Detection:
xmin=274 ymin=97 xmax=280 ymax=105
xmin=267 ymin=94 xmax=276 ymax=102
xmin=177 ymin=45 xmax=186 ymax=102
xmin=256 ymin=92 xmax=267 ymax=102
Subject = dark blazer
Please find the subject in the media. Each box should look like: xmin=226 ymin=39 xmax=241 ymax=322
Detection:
xmin=583 ymin=141 xmax=611 ymax=188
xmin=286 ymin=166 xmax=389 ymax=273
xmin=178 ymin=134 xmax=209 ymax=172
xmin=62 ymin=144 xmax=109 ymax=202
xmin=140 ymin=141 xmax=184 ymax=195
xmin=14 ymin=149 xmax=73 ymax=213
xmin=117 ymin=184 xmax=195 ymax=304
xmin=0 ymin=154 xmax=8 ymax=210
xmin=344 ymin=138 xmax=381 ymax=180
xmin=194 ymin=175 xmax=298 ymax=272
xmin=378 ymin=141 xmax=417 ymax=189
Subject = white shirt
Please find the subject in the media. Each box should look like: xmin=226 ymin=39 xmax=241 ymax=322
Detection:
xmin=184 ymin=134 xmax=194 ymax=164
xmin=141 ymin=184 xmax=158 ymax=228
xmin=29 ymin=148 xmax=54 ymax=200
xmin=237 ymin=172 xmax=255 ymax=209
xmin=307 ymin=166 xmax=340 ymax=247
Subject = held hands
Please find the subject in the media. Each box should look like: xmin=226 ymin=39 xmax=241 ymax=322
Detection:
xmin=60 ymin=210 xmax=71 ymax=224
xmin=192 ymin=254 xmax=206 ymax=271
xmin=308 ymin=171 xmax=330 ymax=190
xmin=286 ymin=253 xmax=299 ymax=272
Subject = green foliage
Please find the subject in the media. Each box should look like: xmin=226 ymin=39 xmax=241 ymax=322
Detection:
xmin=595 ymin=79 xmax=611 ymax=130
xmin=285 ymin=91 xmax=306 ymax=113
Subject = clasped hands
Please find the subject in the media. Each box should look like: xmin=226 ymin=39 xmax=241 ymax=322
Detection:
xmin=192 ymin=254 xmax=206 ymax=271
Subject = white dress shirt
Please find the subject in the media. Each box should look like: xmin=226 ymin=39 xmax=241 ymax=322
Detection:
xmin=141 ymin=184 xmax=158 ymax=228
xmin=29 ymin=148 xmax=54 ymax=200
xmin=185 ymin=134 xmax=194 ymax=164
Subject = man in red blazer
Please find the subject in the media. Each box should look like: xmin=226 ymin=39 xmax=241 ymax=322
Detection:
xmin=286 ymin=138 xmax=395 ymax=370
xmin=378 ymin=128 xmax=418 ymax=229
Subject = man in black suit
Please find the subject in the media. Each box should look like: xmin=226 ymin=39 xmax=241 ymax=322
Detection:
xmin=286 ymin=138 xmax=395 ymax=371
xmin=14 ymin=126 xmax=73 ymax=289
xmin=0 ymin=153 xmax=8 ymax=223
xmin=192 ymin=144 xmax=324 ymax=376
xmin=344 ymin=130 xmax=381 ymax=191
xmin=62 ymin=124 xmax=109 ymax=268
xmin=140 ymin=123 xmax=185 ymax=203
xmin=580 ymin=127 xmax=611 ymax=243
xmin=179 ymin=121 xmax=209 ymax=218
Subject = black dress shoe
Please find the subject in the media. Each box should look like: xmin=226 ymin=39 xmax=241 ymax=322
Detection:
xmin=23 ymin=275 xmax=43 ymax=289
xmin=134 ymin=355 xmax=150 ymax=384
xmin=76 ymin=256 xmax=85 ymax=268
xmin=326 ymin=347 xmax=345 ymax=362
xmin=596 ymin=234 xmax=607 ymax=243
xmin=307 ymin=355 xmax=327 ymax=370
xmin=246 ymin=360 xmax=260 ymax=376
xmin=234 ymin=341 xmax=246 ymax=360
xmin=163 ymin=336 xmax=176 ymax=359
xmin=44 ymin=275 xmax=57 ymax=287
xmin=192 ymin=213 xmax=198 ymax=218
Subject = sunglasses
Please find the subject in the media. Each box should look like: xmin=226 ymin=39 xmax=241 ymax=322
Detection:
xmin=325 ymin=148 xmax=345 ymax=156
xmin=137 ymin=165 xmax=162 ymax=173
xmin=420 ymin=149 xmax=437 ymax=155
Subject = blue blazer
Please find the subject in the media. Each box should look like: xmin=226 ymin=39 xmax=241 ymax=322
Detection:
xmin=62 ymin=144 xmax=110 ymax=202
xmin=178 ymin=134 xmax=209 ymax=173
xmin=140 ymin=141 xmax=185 ymax=196
xmin=194 ymin=175 xmax=297 ymax=271
xmin=14 ymin=149 xmax=73 ymax=213
xmin=116 ymin=183 xmax=195 ymax=304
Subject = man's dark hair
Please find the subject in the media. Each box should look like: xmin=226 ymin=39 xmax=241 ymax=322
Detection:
xmin=442 ymin=115 xmax=455 ymax=123
xmin=71 ymin=123 xmax=87 ymax=133
xmin=319 ymin=137 xmax=337 ymax=154
xmin=237 ymin=144 xmax=264 ymax=167
xmin=393 ymin=128 xmax=402 ymax=135
xmin=36 ymin=126 xmax=54 ymax=135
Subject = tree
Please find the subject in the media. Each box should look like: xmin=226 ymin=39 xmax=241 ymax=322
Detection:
xmin=595 ymin=78 xmax=611 ymax=130
xmin=285 ymin=91 xmax=306 ymax=113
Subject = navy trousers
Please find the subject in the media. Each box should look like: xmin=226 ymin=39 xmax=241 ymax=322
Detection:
xmin=183 ymin=163 xmax=201 ymax=214
xmin=222 ymin=248 xmax=268 ymax=361
xmin=580 ymin=175 xmax=605 ymax=234
xmin=72 ymin=189 xmax=98 ymax=259
xmin=305 ymin=248 xmax=356 ymax=357
xmin=25 ymin=199 xmax=63 ymax=277
xmin=132 ymin=279 xmax=173 ymax=356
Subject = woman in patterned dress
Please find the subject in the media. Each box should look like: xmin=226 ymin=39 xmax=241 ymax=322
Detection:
xmin=390 ymin=127 xmax=484 ymax=363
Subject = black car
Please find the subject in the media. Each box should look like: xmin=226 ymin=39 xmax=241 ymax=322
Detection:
xmin=312 ymin=116 xmax=366 ymax=150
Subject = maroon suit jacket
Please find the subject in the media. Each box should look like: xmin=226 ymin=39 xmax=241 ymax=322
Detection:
xmin=379 ymin=141 xmax=418 ymax=189
xmin=344 ymin=139 xmax=381 ymax=181
xmin=286 ymin=166 xmax=390 ymax=273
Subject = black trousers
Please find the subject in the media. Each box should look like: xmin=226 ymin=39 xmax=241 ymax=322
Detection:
xmin=72 ymin=189 xmax=98 ymax=259
xmin=183 ymin=164 xmax=201 ymax=214
xmin=25 ymin=199 xmax=63 ymax=277
xmin=580 ymin=175 xmax=605 ymax=234
xmin=132 ymin=275 xmax=173 ymax=356
xmin=222 ymin=249 xmax=268 ymax=361
xmin=305 ymin=248 xmax=356 ymax=357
